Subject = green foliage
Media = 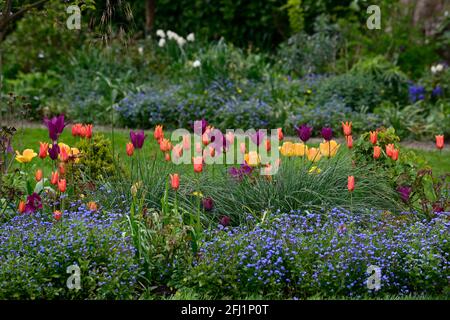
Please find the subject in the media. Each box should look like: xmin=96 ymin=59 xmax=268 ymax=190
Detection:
xmin=281 ymin=0 xmax=304 ymax=34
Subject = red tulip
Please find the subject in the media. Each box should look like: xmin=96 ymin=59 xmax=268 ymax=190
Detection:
xmin=277 ymin=128 xmax=284 ymax=141
xmin=346 ymin=135 xmax=353 ymax=149
xmin=193 ymin=157 xmax=203 ymax=173
xmin=265 ymin=139 xmax=271 ymax=152
xmin=342 ymin=121 xmax=352 ymax=137
xmin=59 ymin=163 xmax=66 ymax=175
xmin=386 ymin=144 xmax=394 ymax=158
xmin=154 ymin=125 xmax=164 ymax=142
xmin=53 ymin=210 xmax=62 ymax=221
xmin=391 ymin=148 xmax=399 ymax=161
xmin=58 ymin=179 xmax=67 ymax=193
xmin=85 ymin=124 xmax=93 ymax=139
xmin=436 ymin=135 xmax=444 ymax=150
xmin=348 ymin=176 xmax=355 ymax=192
xmin=170 ymin=174 xmax=180 ymax=190
xmin=370 ymin=131 xmax=377 ymax=145
xmin=164 ymin=153 xmax=171 ymax=161
xmin=126 ymin=142 xmax=134 ymax=156
xmin=50 ymin=171 xmax=59 ymax=185
xmin=39 ymin=142 xmax=49 ymax=159
xmin=373 ymin=146 xmax=381 ymax=159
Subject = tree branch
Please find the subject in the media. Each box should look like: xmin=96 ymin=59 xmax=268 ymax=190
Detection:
xmin=3 ymin=0 xmax=50 ymax=26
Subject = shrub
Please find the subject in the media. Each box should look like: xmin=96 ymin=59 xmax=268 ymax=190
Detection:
xmin=0 ymin=204 xmax=140 ymax=299
xmin=183 ymin=208 xmax=450 ymax=299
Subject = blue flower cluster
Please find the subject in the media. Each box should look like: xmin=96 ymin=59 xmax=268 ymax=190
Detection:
xmin=408 ymin=84 xmax=426 ymax=103
xmin=0 ymin=203 xmax=141 ymax=299
xmin=187 ymin=208 xmax=449 ymax=299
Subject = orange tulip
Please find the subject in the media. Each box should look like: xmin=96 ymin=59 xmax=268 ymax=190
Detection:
xmin=348 ymin=176 xmax=355 ymax=192
xmin=193 ymin=157 xmax=203 ymax=173
xmin=18 ymin=200 xmax=26 ymax=214
xmin=126 ymin=142 xmax=134 ymax=156
xmin=154 ymin=125 xmax=164 ymax=142
xmin=59 ymin=163 xmax=66 ymax=175
xmin=164 ymin=153 xmax=171 ymax=161
xmin=58 ymin=179 xmax=67 ymax=193
xmin=170 ymin=173 xmax=180 ymax=190
xmin=87 ymin=201 xmax=98 ymax=211
xmin=85 ymin=124 xmax=93 ymax=139
xmin=173 ymin=144 xmax=183 ymax=158
xmin=265 ymin=139 xmax=271 ymax=152
xmin=39 ymin=142 xmax=49 ymax=159
xmin=35 ymin=169 xmax=43 ymax=182
xmin=277 ymin=128 xmax=284 ymax=141
xmin=53 ymin=210 xmax=62 ymax=221
xmin=60 ymin=146 xmax=70 ymax=162
xmin=342 ymin=121 xmax=352 ymax=136
xmin=386 ymin=144 xmax=395 ymax=158
xmin=160 ymin=138 xmax=172 ymax=152
xmin=370 ymin=131 xmax=378 ymax=145
xmin=391 ymin=148 xmax=399 ymax=161
xmin=346 ymin=135 xmax=353 ymax=149
xmin=51 ymin=171 xmax=59 ymax=185
xmin=436 ymin=135 xmax=444 ymax=150
xmin=373 ymin=146 xmax=381 ymax=159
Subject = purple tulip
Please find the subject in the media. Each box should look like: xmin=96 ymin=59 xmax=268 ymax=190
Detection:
xmin=321 ymin=127 xmax=333 ymax=141
xmin=220 ymin=216 xmax=230 ymax=227
xmin=228 ymin=163 xmax=253 ymax=180
xmin=48 ymin=143 xmax=60 ymax=160
xmin=24 ymin=193 xmax=42 ymax=214
xmin=130 ymin=130 xmax=146 ymax=149
xmin=202 ymin=197 xmax=214 ymax=211
xmin=240 ymin=162 xmax=253 ymax=175
xmin=397 ymin=186 xmax=412 ymax=203
xmin=250 ymin=130 xmax=266 ymax=146
xmin=192 ymin=119 xmax=208 ymax=135
xmin=295 ymin=124 xmax=313 ymax=142
xmin=43 ymin=114 xmax=65 ymax=142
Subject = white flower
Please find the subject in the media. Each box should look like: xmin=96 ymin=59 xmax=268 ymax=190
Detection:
xmin=187 ymin=33 xmax=195 ymax=42
xmin=158 ymin=38 xmax=166 ymax=47
xmin=138 ymin=46 xmax=144 ymax=55
xmin=176 ymin=36 xmax=186 ymax=47
xmin=156 ymin=29 xmax=165 ymax=38
xmin=431 ymin=65 xmax=437 ymax=73
xmin=192 ymin=60 xmax=201 ymax=68
xmin=166 ymin=30 xmax=177 ymax=40
xmin=436 ymin=64 xmax=444 ymax=72
xmin=38 ymin=52 xmax=45 ymax=59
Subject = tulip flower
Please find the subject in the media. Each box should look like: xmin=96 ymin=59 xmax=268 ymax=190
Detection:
xmin=24 ymin=193 xmax=42 ymax=214
xmin=39 ymin=142 xmax=48 ymax=159
xmin=43 ymin=114 xmax=65 ymax=141
xmin=154 ymin=125 xmax=164 ymax=142
xmin=436 ymin=135 xmax=444 ymax=150
xmin=295 ymin=124 xmax=313 ymax=143
xmin=126 ymin=142 xmax=134 ymax=156
xmin=182 ymin=134 xmax=191 ymax=150
xmin=220 ymin=215 xmax=230 ymax=227
xmin=58 ymin=179 xmax=67 ymax=193
xmin=342 ymin=122 xmax=352 ymax=136
xmin=225 ymin=132 xmax=235 ymax=145
xmin=319 ymin=140 xmax=340 ymax=158
xmin=265 ymin=139 xmax=271 ymax=152
xmin=280 ymin=141 xmax=295 ymax=157
xmin=195 ymin=142 xmax=202 ymax=155
xmin=277 ymin=128 xmax=284 ymax=141
xmin=348 ymin=176 xmax=355 ymax=192
xmin=35 ymin=169 xmax=43 ymax=182
xmin=193 ymin=157 xmax=203 ymax=173
xmin=51 ymin=171 xmax=59 ymax=185
xmin=321 ymin=127 xmax=333 ymax=141
xmin=202 ymin=132 xmax=210 ymax=146
xmin=173 ymin=144 xmax=183 ymax=159
xmin=85 ymin=124 xmax=93 ymax=139
xmin=160 ymin=138 xmax=172 ymax=152
xmin=130 ymin=130 xmax=146 ymax=149
xmin=59 ymin=145 xmax=70 ymax=162
xmin=79 ymin=125 xmax=86 ymax=137
xmin=373 ymin=146 xmax=381 ymax=159
xmin=370 ymin=131 xmax=378 ymax=145
xmin=59 ymin=163 xmax=66 ymax=175
xmin=397 ymin=186 xmax=412 ymax=203
xmin=164 ymin=153 xmax=171 ymax=161
xmin=239 ymin=142 xmax=246 ymax=154
xmin=244 ymin=151 xmax=260 ymax=167
xmin=15 ymin=149 xmax=37 ymax=163
xmin=192 ymin=119 xmax=208 ymax=135
xmin=202 ymin=197 xmax=214 ymax=211
xmin=391 ymin=148 xmax=399 ymax=161
xmin=307 ymin=147 xmax=322 ymax=162
xmin=293 ymin=143 xmax=307 ymax=157
xmin=53 ymin=210 xmax=62 ymax=221
xmin=48 ymin=143 xmax=60 ymax=160
xmin=170 ymin=174 xmax=180 ymax=191
xmin=346 ymin=135 xmax=353 ymax=149
xmin=250 ymin=130 xmax=265 ymax=146
xmin=386 ymin=144 xmax=395 ymax=158
xmin=18 ymin=200 xmax=26 ymax=214
xmin=72 ymin=123 xmax=82 ymax=137
xmin=87 ymin=201 xmax=98 ymax=211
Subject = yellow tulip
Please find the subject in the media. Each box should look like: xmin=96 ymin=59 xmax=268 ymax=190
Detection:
xmin=319 ymin=140 xmax=340 ymax=158
xmin=280 ymin=142 xmax=295 ymax=157
xmin=293 ymin=143 xmax=308 ymax=157
xmin=244 ymin=151 xmax=260 ymax=166
xmin=15 ymin=149 xmax=37 ymax=163
xmin=307 ymin=147 xmax=322 ymax=162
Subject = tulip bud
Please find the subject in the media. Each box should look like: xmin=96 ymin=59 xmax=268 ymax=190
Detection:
xmin=170 ymin=174 xmax=180 ymax=191
xmin=18 ymin=201 xmax=26 ymax=214
xmin=35 ymin=169 xmax=43 ymax=182
xmin=126 ymin=142 xmax=134 ymax=156
xmin=436 ymin=135 xmax=444 ymax=150
xmin=87 ymin=201 xmax=98 ymax=211
xmin=348 ymin=176 xmax=355 ymax=192
xmin=373 ymin=146 xmax=381 ymax=159
xmin=346 ymin=135 xmax=353 ymax=149
xmin=51 ymin=171 xmax=59 ymax=185
xmin=58 ymin=179 xmax=67 ymax=193
xmin=53 ymin=210 xmax=62 ymax=221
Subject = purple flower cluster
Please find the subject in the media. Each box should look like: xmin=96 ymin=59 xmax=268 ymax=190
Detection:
xmin=189 ymin=208 xmax=449 ymax=298
xmin=0 ymin=203 xmax=141 ymax=299
xmin=409 ymin=85 xmax=426 ymax=103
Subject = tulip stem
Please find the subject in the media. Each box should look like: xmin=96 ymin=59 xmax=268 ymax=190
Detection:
xmin=350 ymin=192 xmax=353 ymax=214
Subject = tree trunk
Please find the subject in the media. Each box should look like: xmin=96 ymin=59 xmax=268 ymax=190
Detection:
xmin=145 ymin=0 xmax=156 ymax=36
